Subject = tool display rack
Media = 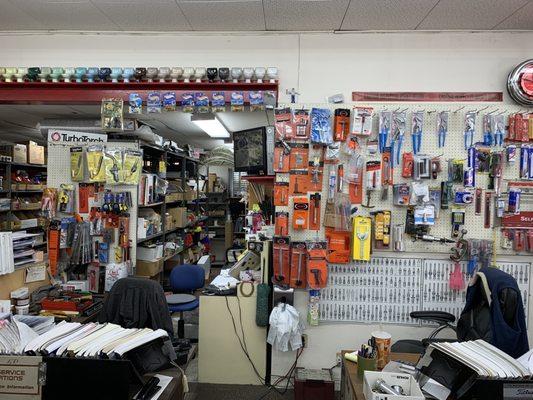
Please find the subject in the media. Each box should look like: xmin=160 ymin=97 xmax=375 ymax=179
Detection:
xmin=0 ymin=158 xmax=48 ymax=262
xmin=275 ymin=101 xmax=533 ymax=326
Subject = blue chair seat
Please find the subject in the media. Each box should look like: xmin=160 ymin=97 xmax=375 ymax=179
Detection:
xmin=168 ymin=298 xmax=199 ymax=313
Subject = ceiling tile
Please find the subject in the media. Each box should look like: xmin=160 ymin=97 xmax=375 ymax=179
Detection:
xmin=494 ymin=1 xmax=533 ymax=30
xmin=0 ymin=1 xmax=45 ymax=30
xmin=177 ymin=0 xmax=264 ymax=31
xmin=264 ymin=0 xmax=349 ymax=31
xmin=95 ymin=2 xmax=191 ymax=30
xmin=418 ymin=0 xmax=529 ymax=30
xmin=9 ymin=0 xmax=119 ymax=30
xmin=342 ymin=0 xmax=439 ymax=30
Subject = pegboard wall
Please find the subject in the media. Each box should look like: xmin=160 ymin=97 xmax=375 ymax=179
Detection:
xmin=320 ymin=256 xmax=530 ymax=325
xmin=278 ymin=102 xmax=533 ymax=255
xmin=47 ymin=139 xmax=139 ymax=266
xmin=276 ymin=102 xmax=533 ymax=325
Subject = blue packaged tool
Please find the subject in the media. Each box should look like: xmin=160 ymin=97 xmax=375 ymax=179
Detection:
xmin=310 ymin=108 xmax=332 ymax=145
xmin=437 ymin=111 xmax=448 ymax=148
xmin=482 ymin=114 xmax=493 ymax=146
xmin=463 ymin=168 xmax=475 ymax=188
xmin=162 ymin=92 xmax=176 ymax=111
xmin=492 ymin=114 xmax=505 ymax=147
xmin=519 ymin=145 xmax=529 ymax=179
xmin=391 ymin=112 xmax=406 ymax=166
xmin=411 ymin=111 xmax=424 ymax=155
xmin=378 ymin=111 xmax=391 ymax=153
xmin=464 ymin=112 xmax=476 ymax=150
xmin=467 ymin=147 xmax=476 ymax=168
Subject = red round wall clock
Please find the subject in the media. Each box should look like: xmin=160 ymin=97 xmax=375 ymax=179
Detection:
xmin=508 ymin=59 xmax=533 ymax=106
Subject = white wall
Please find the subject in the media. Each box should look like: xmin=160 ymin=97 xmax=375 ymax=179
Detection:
xmin=2 ymin=30 xmax=533 ymax=381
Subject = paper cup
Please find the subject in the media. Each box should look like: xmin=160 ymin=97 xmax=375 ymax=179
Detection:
xmin=372 ymin=330 xmax=392 ymax=369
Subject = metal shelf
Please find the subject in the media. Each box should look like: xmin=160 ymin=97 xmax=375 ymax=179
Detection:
xmin=136 ymin=231 xmax=164 ymax=244
xmin=11 ymin=189 xmax=43 ymax=193
xmin=138 ymin=201 xmax=164 ymax=208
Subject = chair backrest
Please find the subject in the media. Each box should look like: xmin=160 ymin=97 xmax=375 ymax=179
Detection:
xmin=169 ymin=264 xmax=205 ymax=293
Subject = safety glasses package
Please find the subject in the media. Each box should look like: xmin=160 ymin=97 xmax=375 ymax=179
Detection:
xmin=275 ymin=107 xmax=293 ymax=140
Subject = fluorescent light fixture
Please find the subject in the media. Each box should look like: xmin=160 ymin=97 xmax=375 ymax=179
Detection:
xmin=191 ymin=113 xmax=230 ymax=138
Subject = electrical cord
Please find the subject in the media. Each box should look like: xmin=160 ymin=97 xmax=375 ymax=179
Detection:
xmin=224 ymin=296 xmax=303 ymax=399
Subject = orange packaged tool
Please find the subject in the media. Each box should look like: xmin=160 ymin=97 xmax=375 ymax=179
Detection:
xmin=306 ymin=241 xmax=328 ymax=289
xmin=273 ymin=236 xmax=291 ymax=287
xmin=289 ymin=170 xmax=309 ymax=195
xmin=402 ymin=152 xmax=414 ymax=178
xmin=48 ymin=222 xmax=61 ymax=275
xmin=309 ymin=193 xmax=321 ymax=230
xmin=293 ymin=109 xmax=310 ymax=140
xmin=274 ymin=107 xmax=293 ymax=140
xmin=289 ymin=143 xmax=309 ymax=170
xmin=274 ymin=182 xmax=289 ymax=206
xmin=290 ymin=242 xmax=307 ymax=289
xmin=274 ymin=140 xmax=291 ymax=173
xmin=275 ymin=211 xmax=289 ymax=236
xmin=292 ymin=196 xmax=309 ymax=230
xmin=334 ymin=109 xmax=350 ymax=141
xmin=308 ymin=158 xmax=323 ymax=192
xmin=78 ymin=183 xmax=90 ymax=214
xmin=325 ymin=227 xmax=351 ymax=264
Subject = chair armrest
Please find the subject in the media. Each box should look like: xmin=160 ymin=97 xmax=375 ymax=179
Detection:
xmin=410 ymin=311 xmax=456 ymax=324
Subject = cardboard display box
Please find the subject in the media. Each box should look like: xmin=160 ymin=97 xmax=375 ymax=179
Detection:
xmin=168 ymin=207 xmax=188 ymax=228
xmin=13 ymin=144 xmax=28 ymax=164
xmin=27 ymin=141 xmax=45 ymax=165
xmin=137 ymin=244 xmax=164 ymax=261
xmin=136 ymin=258 xmax=163 ymax=277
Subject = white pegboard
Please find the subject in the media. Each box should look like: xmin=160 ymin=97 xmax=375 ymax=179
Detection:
xmin=320 ymin=256 xmax=530 ymax=325
xmin=47 ymin=139 xmax=139 ymax=266
xmin=278 ymin=102 xmax=533 ymax=255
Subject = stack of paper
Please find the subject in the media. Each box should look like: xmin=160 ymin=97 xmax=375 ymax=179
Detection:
xmin=0 ymin=315 xmax=39 ymax=354
xmin=431 ymin=340 xmax=531 ymax=378
xmin=20 ymin=321 xmax=169 ymax=358
xmin=0 ymin=232 xmax=15 ymax=275
xmin=14 ymin=315 xmax=55 ymax=335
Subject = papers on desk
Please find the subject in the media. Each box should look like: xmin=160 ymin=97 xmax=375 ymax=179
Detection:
xmin=0 ymin=232 xmax=15 ymax=275
xmin=0 ymin=316 xmax=39 ymax=354
xmin=431 ymin=340 xmax=531 ymax=378
xmin=16 ymin=321 xmax=170 ymax=359
xmin=517 ymin=348 xmax=533 ymax=375
xmin=13 ymin=315 xmax=55 ymax=335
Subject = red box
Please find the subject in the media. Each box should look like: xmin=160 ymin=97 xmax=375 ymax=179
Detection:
xmin=294 ymin=368 xmax=335 ymax=400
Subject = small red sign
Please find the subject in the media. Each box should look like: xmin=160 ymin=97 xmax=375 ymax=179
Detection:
xmin=352 ymin=91 xmax=503 ymax=102
xmin=502 ymin=212 xmax=533 ymax=228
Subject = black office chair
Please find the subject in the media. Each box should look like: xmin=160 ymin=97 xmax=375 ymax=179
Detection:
xmin=391 ymin=311 xmax=457 ymax=354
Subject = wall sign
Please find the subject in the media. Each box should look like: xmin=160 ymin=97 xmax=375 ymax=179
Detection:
xmin=352 ymin=91 xmax=503 ymax=102
xmin=0 ymin=356 xmax=44 ymax=400
xmin=47 ymin=129 xmax=107 ymax=144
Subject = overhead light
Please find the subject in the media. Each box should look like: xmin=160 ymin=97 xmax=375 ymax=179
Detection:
xmin=191 ymin=113 xmax=230 ymax=138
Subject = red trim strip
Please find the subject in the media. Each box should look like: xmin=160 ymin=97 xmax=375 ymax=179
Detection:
xmin=352 ymin=91 xmax=503 ymax=102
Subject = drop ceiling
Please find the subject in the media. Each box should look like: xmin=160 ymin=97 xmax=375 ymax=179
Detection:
xmin=0 ymin=0 xmax=532 ymax=32
xmin=0 ymin=104 xmax=272 ymax=150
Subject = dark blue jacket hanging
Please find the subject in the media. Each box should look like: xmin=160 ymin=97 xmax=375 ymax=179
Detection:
xmin=457 ymin=266 xmax=529 ymax=358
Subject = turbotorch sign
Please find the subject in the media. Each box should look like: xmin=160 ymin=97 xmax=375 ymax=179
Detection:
xmin=48 ymin=130 xmax=107 ymax=144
